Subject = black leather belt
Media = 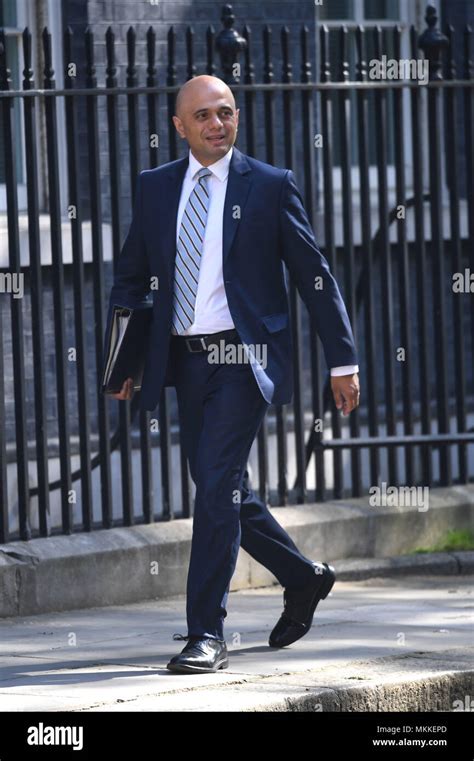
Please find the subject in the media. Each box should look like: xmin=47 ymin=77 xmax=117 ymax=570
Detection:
xmin=172 ymin=328 xmax=241 ymax=353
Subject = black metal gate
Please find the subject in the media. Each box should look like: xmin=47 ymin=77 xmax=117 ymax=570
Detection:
xmin=0 ymin=3 xmax=473 ymax=543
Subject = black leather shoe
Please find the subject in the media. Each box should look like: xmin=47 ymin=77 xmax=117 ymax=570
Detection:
xmin=269 ymin=562 xmax=336 ymax=648
xmin=166 ymin=633 xmax=229 ymax=673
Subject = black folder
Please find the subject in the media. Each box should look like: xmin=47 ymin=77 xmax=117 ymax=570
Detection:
xmin=101 ymin=302 xmax=153 ymax=394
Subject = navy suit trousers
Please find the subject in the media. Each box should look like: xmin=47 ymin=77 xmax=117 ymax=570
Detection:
xmin=170 ymin=332 xmax=317 ymax=641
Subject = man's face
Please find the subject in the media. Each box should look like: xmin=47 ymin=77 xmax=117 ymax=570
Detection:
xmin=172 ymin=87 xmax=239 ymax=166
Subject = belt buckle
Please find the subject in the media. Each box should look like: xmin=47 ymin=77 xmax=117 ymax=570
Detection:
xmin=186 ymin=336 xmax=207 ymax=352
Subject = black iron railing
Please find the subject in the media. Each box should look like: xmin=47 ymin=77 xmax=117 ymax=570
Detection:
xmin=0 ymin=3 xmax=473 ymax=543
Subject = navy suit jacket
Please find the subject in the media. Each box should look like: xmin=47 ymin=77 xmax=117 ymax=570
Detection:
xmin=102 ymin=146 xmax=358 ymax=411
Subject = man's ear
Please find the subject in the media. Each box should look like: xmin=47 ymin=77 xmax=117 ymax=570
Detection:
xmin=172 ymin=115 xmax=185 ymax=138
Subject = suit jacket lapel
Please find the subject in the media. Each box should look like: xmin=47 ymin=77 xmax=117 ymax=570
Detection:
xmin=222 ymin=147 xmax=252 ymax=267
xmin=164 ymin=155 xmax=189 ymax=281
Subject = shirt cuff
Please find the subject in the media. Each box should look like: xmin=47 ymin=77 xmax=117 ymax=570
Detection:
xmin=330 ymin=364 xmax=359 ymax=376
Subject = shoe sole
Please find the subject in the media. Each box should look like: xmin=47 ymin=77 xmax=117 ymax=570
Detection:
xmin=166 ymin=657 xmax=229 ymax=674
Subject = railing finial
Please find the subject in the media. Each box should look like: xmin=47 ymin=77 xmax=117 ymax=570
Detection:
xmin=215 ymin=4 xmax=247 ymax=84
xmin=418 ymin=4 xmax=449 ymax=80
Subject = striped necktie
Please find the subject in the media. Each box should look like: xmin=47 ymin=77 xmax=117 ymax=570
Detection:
xmin=171 ymin=167 xmax=212 ymax=335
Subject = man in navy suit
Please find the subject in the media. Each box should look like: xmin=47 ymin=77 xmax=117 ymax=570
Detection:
xmin=105 ymin=75 xmax=360 ymax=674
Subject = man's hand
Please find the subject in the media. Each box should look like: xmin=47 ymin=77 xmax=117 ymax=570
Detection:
xmin=331 ymin=373 xmax=360 ymax=416
xmin=110 ymin=377 xmax=135 ymax=401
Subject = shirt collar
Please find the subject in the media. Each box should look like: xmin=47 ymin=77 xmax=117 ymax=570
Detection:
xmin=188 ymin=145 xmax=233 ymax=183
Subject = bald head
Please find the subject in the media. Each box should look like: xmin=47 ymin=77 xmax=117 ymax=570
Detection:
xmin=172 ymin=75 xmax=239 ymax=167
xmin=175 ymin=75 xmax=236 ymax=118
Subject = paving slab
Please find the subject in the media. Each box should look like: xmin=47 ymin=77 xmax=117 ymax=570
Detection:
xmin=0 ymin=574 xmax=472 ymax=711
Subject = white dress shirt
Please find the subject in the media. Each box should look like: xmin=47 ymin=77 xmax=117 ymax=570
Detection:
xmin=173 ymin=146 xmax=359 ymax=377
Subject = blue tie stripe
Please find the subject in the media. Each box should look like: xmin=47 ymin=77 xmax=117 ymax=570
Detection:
xmin=179 ymin=225 xmax=201 ymax=257
xmin=187 ymin=182 xmax=207 ymax=226
xmin=172 ymin=167 xmax=212 ymax=334
xmin=187 ymin=197 xmax=206 ymax=231
xmin=175 ymin=252 xmax=199 ymax=289
xmin=177 ymin=231 xmax=199 ymax=262
xmin=176 ymin=238 xmax=200 ymax=278
xmin=183 ymin=203 xmax=206 ymax=247
xmin=184 ymin=207 xmax=203 ymax=242
xmin=176 ymin=243 xmax=200 ymax=281
xmin=174 ymin=264 xmax=196 ymax=307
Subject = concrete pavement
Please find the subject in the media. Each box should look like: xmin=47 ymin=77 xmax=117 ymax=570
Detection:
xmin=0 ymin=573 xmax=472 ymax=711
